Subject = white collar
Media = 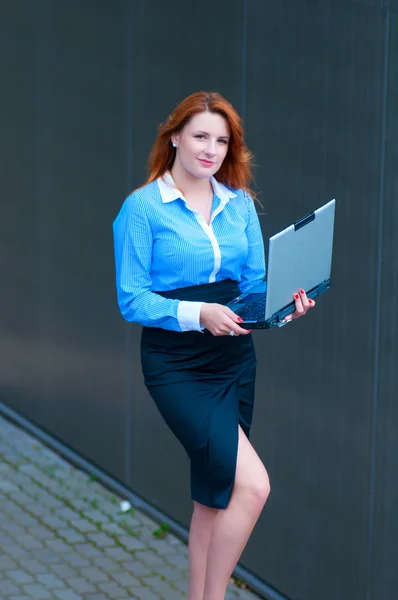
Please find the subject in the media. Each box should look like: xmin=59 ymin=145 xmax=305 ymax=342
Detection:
xmin=157 ymin=171 xmax=237 ymax=204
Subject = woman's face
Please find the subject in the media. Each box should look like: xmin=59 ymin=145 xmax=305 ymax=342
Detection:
xmin=172 ymin=111 xmax=230 ymax=179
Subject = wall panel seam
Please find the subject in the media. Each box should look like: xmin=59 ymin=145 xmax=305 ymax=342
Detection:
xmin=365 ymin=4 xmax=390 ymax=600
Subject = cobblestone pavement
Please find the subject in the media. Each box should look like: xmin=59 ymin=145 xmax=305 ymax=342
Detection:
xmin=0 ymin=415 xmax=261 ymax=600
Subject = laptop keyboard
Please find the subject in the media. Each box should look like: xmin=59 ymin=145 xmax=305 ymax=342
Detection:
xmin=235 ymin=296 xmax=266 ymax=321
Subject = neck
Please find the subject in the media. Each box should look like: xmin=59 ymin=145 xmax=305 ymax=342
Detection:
xmin=170 ymin=161 xmax=212 ymax=197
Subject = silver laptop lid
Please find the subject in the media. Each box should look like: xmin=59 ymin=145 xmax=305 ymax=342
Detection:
xmin=265 ymin=199 xmax=335 ymax=320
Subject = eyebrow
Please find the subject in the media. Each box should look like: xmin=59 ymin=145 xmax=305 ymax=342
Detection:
xmin=194 ymin=130 xmax=230 ymax=139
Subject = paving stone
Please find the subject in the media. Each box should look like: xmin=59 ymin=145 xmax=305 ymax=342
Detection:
xmin=127 ymin=589 xmax=161 ymax=600
xmin=62 ymin=553 xmax=92 ymax=568
xmin=0 ymin=481 xmax=19 ymax=493
xmin=53 ymin=591 xmax=83 ymax=600
xmin=136 ymin=551 xmax=167 ymax=568
xmin=9 ymin=492 xmax=32 ymax=505
xmin=155 ymin=564 xmax=187 ymax=581
xmin=26 ymin=526 xmax=56 ymax=541
xmin=148 ymin=539 xmax=179 ymax=555
xmin=86 ymin=532 xmax=116 ymax=547
xmin=164 ymin=553 xmax=189 ymax=569
xmin=112 ymin=571 xmax=142 ymax=587
xmin=45 ymin=539 xmax=72 ymax=554
xmin=0 ymin=555 xmax=18 ymax=569
xmin=173 ymin=580 xmax=189 ymax=594
xmin=69 ymin=519 xmax=97 ymax=533
xmin=117 ymin=535 xmax=146 ymax=551
xmin=36 ymin=573 xmax=67 ymax=589
xmin=103 ymin=546 xmax=132 ymax=561
xmin=40 ymin=495 xmax=66 ymax=508
xmin=0 ymin=522 xmax=27 ymax=537
xmin=12 ymin=514 xmax=38 ymax=527
xmin=6 ymin=570 xmax=34 ymax=585
xmin=97 ymin=581 xmax=131 ymax=597
xmin=163 ymin=591 xmax=186 ymax=600
xmin=20 ymin=559 xmax=49 ymax=575
xmin=49 ymin=564 xmax=78 ymax=579
xmin=0 ymin=532 xmax=15 ymax=546
xmin=80 ymin=566 xmax=110 ymax=582
xmin=53 ymin=507 xmax=79 ymax=520
xmin=74 ymin=543 xmax=102 ymax=558
xmin=30 ymin=549 xmax=62 ymax=564
xmin=82 ymin=510 xmax=110 ymax=524
xmin=67 ymin=577 xmax=97 ymax=594
xmin=121 ymin=561 xmax=153 ymax=577
xmin=40 ymin=516 xmax=67 ymax=529
xmin=21 ymin=583 xmax=53 ymax=599
xmin=1 ymin=579 xmax=22 ymax=595
xmin=57 ymin=529 xmax=86 ymax=544
xmin=3 ymin=545 xmax=31 ymax=560
xmin=15 ymin=535 xmax=44 ymax=550
xmin=26 ymin=504 xmax=52 ymax=518
xmin=90 ymin=555 xmax=120 ymax=572
xmin=144 ymin=575 xmax=180 ymax=594
xmin=100 ymin=522 xmax=125 ymax=535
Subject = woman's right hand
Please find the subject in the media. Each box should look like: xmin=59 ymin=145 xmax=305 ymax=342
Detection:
xmin=200 ymin=303 xmax=252 ymax=336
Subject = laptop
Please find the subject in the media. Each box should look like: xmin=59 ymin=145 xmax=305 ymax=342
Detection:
xmin=227 ymin=199 xmax=336 ymax=329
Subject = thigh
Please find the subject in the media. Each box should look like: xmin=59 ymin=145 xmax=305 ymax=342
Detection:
xmin=234 ymin=425 xmax=269 ymax=491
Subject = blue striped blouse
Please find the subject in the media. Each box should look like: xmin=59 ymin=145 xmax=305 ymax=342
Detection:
xmin=113 ymin=172 xmax=266 ymax=332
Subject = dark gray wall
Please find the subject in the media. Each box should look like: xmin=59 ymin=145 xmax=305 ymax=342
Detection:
xmin=0 ymin=1 xmax=396 ymax=599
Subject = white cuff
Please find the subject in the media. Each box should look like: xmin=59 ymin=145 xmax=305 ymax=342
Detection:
xmin=177 ymin=301 xmax=205 ymax=332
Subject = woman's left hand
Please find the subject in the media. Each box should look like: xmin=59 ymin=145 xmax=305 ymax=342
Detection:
xmin=283 ymin=288 xmax=315 ymax=323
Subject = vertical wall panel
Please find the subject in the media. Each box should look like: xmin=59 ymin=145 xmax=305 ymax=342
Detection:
xmin=127 ymin=0 xmax=244 ymax=522
xmin=0 ymin=1 xmax=36 ymax=406
xmin=0 ymin=0 xmax=130 ymax=480
xmin=243 ymin=2 xmax=385 ymax=599
xmin=33 ymin=0 xmax=130 ymax=478
xmin=371 ymin=10 xmax=398 ymax=600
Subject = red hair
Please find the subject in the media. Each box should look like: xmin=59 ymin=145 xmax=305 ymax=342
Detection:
xmin=145 ymin=91 xmax=255 ymax=196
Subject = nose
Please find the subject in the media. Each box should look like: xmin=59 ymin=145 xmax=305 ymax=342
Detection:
xmin=204 ymin=139 xmax=217 ymax=156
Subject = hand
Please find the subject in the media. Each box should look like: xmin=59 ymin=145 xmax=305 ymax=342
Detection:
xmin=283 ymin=288 xmax=316 ymax=323
xmin=200 ymin=303 xmax=251 ymax=336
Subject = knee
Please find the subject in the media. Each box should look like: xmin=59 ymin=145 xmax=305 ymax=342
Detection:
xmin=242 ymin=470 xmax=271 ymax=511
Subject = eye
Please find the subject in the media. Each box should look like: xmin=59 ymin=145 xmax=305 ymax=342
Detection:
xmin=195 ymin=134 xmax=206 ymax=139
xmin=218 ymin=139 xmax=228 ymax=144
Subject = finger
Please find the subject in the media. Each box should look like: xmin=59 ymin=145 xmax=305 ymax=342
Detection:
xmin=283 ymin=315 xmax=293 ymax=323
xmin=223 ymin=306 xmax=246 ymax=323
xmin=293 ymin=293 xmax=305 ymax=316
xmin=299 ymin=288 xmax=311 ymax=310
xmin=223 ymin=317 xmax=251 ymax=336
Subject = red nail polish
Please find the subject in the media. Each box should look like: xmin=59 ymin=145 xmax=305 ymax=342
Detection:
xmin=300 ymin=289 xmax=305 ymax=294
xmin=237 ymin=317 xmax=244 ymax=322
xmin=294 ymin=294 xmax=299 ymax=300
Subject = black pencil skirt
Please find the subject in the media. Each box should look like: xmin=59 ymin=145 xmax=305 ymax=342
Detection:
xmin=140 ymin=279 xmax=257 ymax=509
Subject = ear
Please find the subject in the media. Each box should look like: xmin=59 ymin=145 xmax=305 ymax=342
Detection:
xmin=171 ymin=133 xmax=180 ymax=147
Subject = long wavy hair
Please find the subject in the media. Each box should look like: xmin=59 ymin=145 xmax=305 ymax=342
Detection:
xmin=144 ymin=91 xmax=255 ymax=196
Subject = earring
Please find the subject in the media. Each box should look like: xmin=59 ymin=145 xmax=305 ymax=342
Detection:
xmin=172 ymin=142 xmax=176 ymax=147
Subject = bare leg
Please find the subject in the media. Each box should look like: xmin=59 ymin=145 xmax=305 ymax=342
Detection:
xmin=202 ymin=426 xmax=270 ymax=600
xmin=188 ymin=502 xmax=219 ymax=600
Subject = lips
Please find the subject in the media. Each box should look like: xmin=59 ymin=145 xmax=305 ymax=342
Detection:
xmin=198 ymin=159 xmax=214 ymax=166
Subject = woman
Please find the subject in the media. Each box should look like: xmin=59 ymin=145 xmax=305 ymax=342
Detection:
xmin=113 ymin=91 xmax=314 ymax=600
